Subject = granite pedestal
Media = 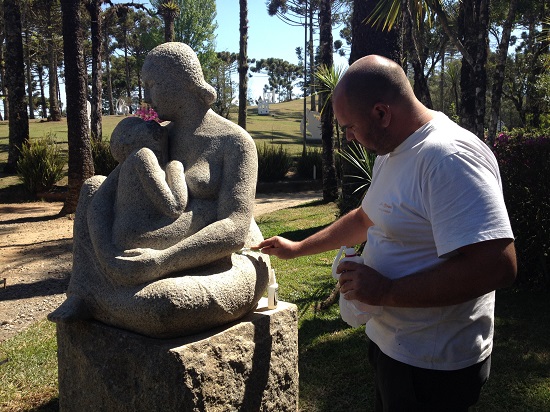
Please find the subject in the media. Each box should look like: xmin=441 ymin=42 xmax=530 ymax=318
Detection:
xmin=56 ymin=298 xmax=298 ymax=411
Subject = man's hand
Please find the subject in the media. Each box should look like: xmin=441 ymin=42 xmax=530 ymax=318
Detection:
xmin=255 ymin=236 xmax=300 ymax=259
xmin=338 ymin=260 xmax=392 ymax=306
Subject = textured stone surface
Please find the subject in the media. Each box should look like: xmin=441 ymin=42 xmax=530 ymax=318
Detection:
xmin=48 ymin=42 xmax=269 ymax=338
xmin=56 ymin=298 xmax=298 ymax=412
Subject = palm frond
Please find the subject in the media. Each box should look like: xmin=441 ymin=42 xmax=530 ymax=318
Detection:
xmin=314 ymin=64 xmax=347 ymax=115
xmin=337 ymin=141 xmax=376 ymax=194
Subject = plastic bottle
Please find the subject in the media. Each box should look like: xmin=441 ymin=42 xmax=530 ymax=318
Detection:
xmin=332 ymin=246 xmax=382 ymax=327
xmin=267 ymin=268 xmax=279 ymax=309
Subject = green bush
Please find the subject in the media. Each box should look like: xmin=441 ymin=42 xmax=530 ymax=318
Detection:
xmin=17 ymin=134 xmax=65 ymax=194
xmin=492 ymin=130 xmax=550 ymax=289
xmin=296 ymin=147 xmax=323 ymax=180
xmin=257 ymin=143 xmax=292 ymax=182
xmin=91 ymin=139 xmax=118 ymax=176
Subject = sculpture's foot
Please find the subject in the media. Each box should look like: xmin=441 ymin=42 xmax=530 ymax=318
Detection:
xmin=47 ymin=296 xmax=92 ymax=323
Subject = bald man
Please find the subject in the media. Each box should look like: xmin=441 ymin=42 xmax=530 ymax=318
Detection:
xmin=257 ymin=55 xmax=516 ymax=411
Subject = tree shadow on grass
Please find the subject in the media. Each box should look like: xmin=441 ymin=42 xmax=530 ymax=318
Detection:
xmin=0 ymin=183 xmax=34 ymax=203
xmin=31 ymin=397 xmax=59 ymax=411
xmin=299 ymin=316 xmax=373 ymax=411
xmin=475 ymin=288 xmax=550 ymax=411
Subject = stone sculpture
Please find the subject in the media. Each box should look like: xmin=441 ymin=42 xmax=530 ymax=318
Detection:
xmin=300 ymin=108 xmax=322 ymax=141
xmin=49 ymin=42 xmax=270 ymax=338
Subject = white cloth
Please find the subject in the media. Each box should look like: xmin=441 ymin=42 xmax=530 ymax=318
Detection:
xmin=361 ymin=112 xmax=514 ymax=370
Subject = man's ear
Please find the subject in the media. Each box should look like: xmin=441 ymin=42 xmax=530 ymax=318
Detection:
xmin=372 ymin=103 xmax=391 ymax=127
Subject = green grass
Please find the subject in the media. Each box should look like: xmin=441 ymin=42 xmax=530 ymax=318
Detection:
xmin=0 ymin=100 xmax=321 ymax=196
xmin=2 ymin=202 xmax=548 ymax=411
xmin=1 ymin=102 xmax=549 ymax=410
xmin=0 ymin=320 xmax=59 ymax=411
xmin=0 ymin=115 xmax=125 ymax=193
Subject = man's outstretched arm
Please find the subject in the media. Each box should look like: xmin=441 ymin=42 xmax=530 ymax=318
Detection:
xmin=256 ymin=206 xmax=374 ymax=259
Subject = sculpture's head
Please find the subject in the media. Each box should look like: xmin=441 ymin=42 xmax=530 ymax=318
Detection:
xmin=110 ymin=117 xmax=168 ymax=165
xmin=142 ymin=42 xmax=216 ymax=120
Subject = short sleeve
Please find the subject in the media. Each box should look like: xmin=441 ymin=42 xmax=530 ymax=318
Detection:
xmin=422 ymin=152 xmax=514 ymax=257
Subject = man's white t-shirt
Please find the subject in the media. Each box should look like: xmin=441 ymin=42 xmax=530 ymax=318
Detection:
xmin=360 ymin=112 xmax=514 ymax=371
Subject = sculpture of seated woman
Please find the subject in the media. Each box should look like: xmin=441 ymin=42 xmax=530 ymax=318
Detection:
xmin=48 ymin=42 xmax=270 ymax=338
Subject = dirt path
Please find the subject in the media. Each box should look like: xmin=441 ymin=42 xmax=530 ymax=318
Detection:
xmin=0 ymin=191 xmax=321 ymax=342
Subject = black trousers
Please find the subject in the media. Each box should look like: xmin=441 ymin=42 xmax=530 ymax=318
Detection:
xmin=368 ymin=341 xmax=491 ymax=412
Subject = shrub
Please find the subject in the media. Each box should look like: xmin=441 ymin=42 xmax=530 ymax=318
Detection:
xmin=17 ymin=134 xmax=65 ymax=194
xmin=296 ymin=147 xmax=323 ymax=180
xmin=492 ymin=130 xmax=550 ymax=288
xmin=257 ymin=143 xmax=292 ymax=182
xmin=91 ymin=139 xmax=118 ymax=176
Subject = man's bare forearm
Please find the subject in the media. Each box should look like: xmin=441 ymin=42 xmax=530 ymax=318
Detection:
xmin=258 ymin=206 xmax=373 ymax=259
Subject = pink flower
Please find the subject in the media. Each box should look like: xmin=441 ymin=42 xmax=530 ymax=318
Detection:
xmin=135 ymin=105 xmax=161 ymax=122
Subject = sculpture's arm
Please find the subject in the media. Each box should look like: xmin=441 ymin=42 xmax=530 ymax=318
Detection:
xmin=110 ymin=134 xmax=257 ymax=285
xmin=86 ymin=168 xmax=126 ymax=274
xmin=134 ymin=148 xmax=187 ymax=217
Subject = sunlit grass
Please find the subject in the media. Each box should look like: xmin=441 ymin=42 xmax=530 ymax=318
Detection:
xmin=0 ymin=320 xmax=58 ymax=411
xmin=1 ymin=103 xmax=549 ymax=411
xmin=1 ymin=100 xmax=320 ymax=192
xmin=0 ymin=203 xmax=549 ymax=411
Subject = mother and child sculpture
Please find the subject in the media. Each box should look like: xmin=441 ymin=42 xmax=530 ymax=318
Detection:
xmin=49 ymin=42 xmax=270 ymax=338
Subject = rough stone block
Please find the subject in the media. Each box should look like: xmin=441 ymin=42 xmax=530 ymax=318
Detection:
xmin=56 ymin=298 xmax=298 ymax=412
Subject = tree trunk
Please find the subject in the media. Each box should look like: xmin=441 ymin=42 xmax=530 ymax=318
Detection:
xmin=524 ymin=5 xmax=548 ymax=129
xmin=46 ymin=0 xmax=61 ymax=121
xmin=349 ymin=0 xmax=402 ymax=65
xmin=37 ymin=66 xmax=48 ymax=118
xmin=3 ymin=0 xmax=29 ymax=174
xmin=238 ymin=0 xmax=248 ymax=130
xmin=439 ymin=44 xmax=445 ymax=112
xmin=308 ymin=5 xmax=316 ymax=112
xmin=60 ymin=0 xmax=94 ymax=215
xmin=458 ymin=0 xmax=489 ymax=139
xmin=104 ymin=24 xmax=115 ymax=115
xmin=402 ymin=0 xmax=432 ymax=108
xmin=163 ymin=13 xmax=175 ymax=42
xmin=319 ymin=0 xmax=338 ymax=202
xmin=24 ymin=27 xmax=35 ymax=119
xmin=487 ymin=0 xmax=518 ymax=144
xmin=122 ymin=17 xmax=132 ymax=112
xmin=87 ymin=0 xmax=103 ymax=142
xmin=342 ymin=0 xmax=402 ymax=214
xmin=0 ymin=13 xmax=6 ymax=121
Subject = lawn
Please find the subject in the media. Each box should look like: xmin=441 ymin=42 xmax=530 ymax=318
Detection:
xmin=1 ymin=102 xmax=549 ymax=411
xmin=0 ymin=100 xmax=321 ymax=193
xmin=1 ymin=201 xmax=549 ymax=411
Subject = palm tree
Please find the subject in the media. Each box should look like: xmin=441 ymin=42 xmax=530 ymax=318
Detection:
xmin=60 ymin=0 xmax=94 ymax=215
xmin=158 ymin=1 xmax=180 ymax=42
xmin=238 ymin=0 xmax=248 ymax=129
xmin=350 ymin=0 xmax=402 ymax=64
xmin=318 ymin=0 xmax=338 ymax=202
xmin=338 ymin=0 xmax=403 ymax=214
xmin=3 ymin=0 xmax=29 ymax=174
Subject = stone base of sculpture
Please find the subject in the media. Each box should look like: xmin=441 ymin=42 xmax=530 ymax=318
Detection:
xmin=55 ymin=298 xmax=298 ymax=412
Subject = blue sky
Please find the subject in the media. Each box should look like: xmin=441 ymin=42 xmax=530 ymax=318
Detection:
xmin=214 ymin=0 xmax=349 ymax=100
xmin=55 ymin=1 xmax=349 ymax=108
xmin=127 ymin=0 xmax=349 ymax=101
